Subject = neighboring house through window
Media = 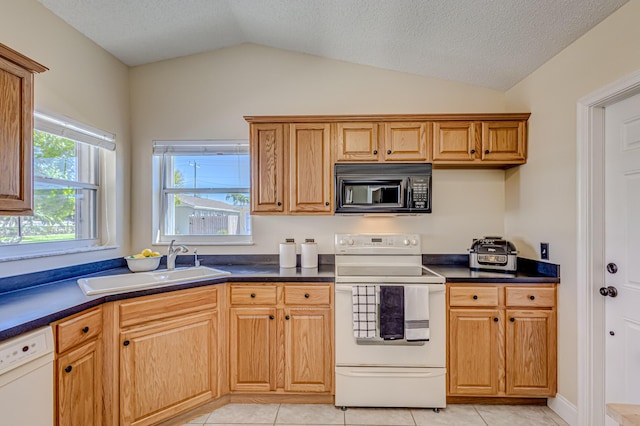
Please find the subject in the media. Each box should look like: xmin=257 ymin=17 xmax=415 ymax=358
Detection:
xmin=152 ymin=140 xmax=251 ymax=245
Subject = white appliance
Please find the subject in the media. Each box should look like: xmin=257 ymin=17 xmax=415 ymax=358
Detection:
xmin=0 ymin=326 xmax=54 ymax=425
xmin=334 ymin=233 xmax=446 ymax=410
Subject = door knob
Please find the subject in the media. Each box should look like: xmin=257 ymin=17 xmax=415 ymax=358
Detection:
xmin=607 ymin=263 xmax=618 ymax=274
xmin=599 ymin=286 xmax=618 ymax=297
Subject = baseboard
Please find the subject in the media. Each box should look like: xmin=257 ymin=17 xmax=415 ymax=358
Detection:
xmin=548 ymin=394 xmax=577 ymax=426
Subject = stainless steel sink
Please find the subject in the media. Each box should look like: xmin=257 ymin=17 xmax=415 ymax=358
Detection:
xmin=77 ymin=266 xmax=230 ymax=296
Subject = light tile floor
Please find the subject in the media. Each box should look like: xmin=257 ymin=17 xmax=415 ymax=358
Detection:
xmin=182 ymin=403 xmax=570 ymax=425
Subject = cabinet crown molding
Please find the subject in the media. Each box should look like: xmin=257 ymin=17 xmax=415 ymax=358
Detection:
xmin=0 ymin=43 xmax=48 ymax=73
xmin=244 ymin=113 xmax=531 ymax=123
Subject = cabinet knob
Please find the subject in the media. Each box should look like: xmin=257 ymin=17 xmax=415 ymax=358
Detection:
xmin=269 ymin=315 xmax=275 ymax=320
xmin=387 ymin=149 xmax=392 ymax=155
xmin=493 ymin=317 xmax=499 ymax=322
xmin=509 ymin=317 xmax=515 ymax=322
xmin=529 ymin=295 xmax=535 ymax=301
xmin=285 ymin=315 xmax=290 ymax=320
xmin=123 ymin=340 xmax=130 ymax=346
xmin=325 ymin=202 xmax=330 ymax=206
xmin=304 ymin=293 xmax=310 ymax=298
xmin=65 ymin=365 xmax=73 ymax=373
xmin=472 ymin=295 xmax=478 ymax=300
xmin=373 ymin=149 xmax=378 ymax=155
xmin=277 ymin=201 xmax=282 ymax=206
xmin=250 ymin=293 xmax=256 ymax=298
xmin=82 ymin=326 xmax=89 ymax=333
xmin=471 ymin=149 xmax=476 ymax=154
xmin=485 ymin=149 xmax=490 ymax=154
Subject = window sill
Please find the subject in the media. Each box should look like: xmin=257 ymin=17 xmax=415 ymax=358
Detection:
xmin=152 ymin=241 xmax=255 ymax=247
xmin=0 ymin=244 xmax=120 ymax=263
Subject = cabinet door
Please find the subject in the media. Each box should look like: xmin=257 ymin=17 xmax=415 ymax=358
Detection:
xmin=481 ymin=121 xmax=526 ymax=163
xmin=505 ymin=309 xmax=557 ymax=396
xmin=56 ymin=340 xmax=102 ymax=426
xmin=383 ymin=122 xmax=429 ymax=161
xmin=289 ymin=123 xmax=332 ymax=213
xmin=0 ymin=57 xmax=34 ymax=214
xmin=284 ymin=308 xmax=332 ymax=393
xmin=432 ymin=121 xmax=477 ymax=162
xmin=335 ymin=122 xmax=379 ymax=162
xmin=250 ymin=123 xmax=286 ymax=213
xmin=448 ymin=309 xmax=503 ymax=395
xmin=229 ymin=307 xmax=278 ymax=392
xmin=120 ymin=311 xmax=218 ymax=426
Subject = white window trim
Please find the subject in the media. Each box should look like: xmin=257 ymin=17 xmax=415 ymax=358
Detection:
xmin=152 ymin=140 xmax=253 ymax=245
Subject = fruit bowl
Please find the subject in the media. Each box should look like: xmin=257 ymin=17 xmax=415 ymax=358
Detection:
xmin=125 ymin=249 xmax=162 ymax=272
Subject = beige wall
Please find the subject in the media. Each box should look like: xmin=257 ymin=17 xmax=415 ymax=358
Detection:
xmin=130 ymin=43 xmax=509 ymax=255
xmin=0 ymin=0 xmax=130 ymax=277
xmin=505 ymin=0 xmax=640 ymax=407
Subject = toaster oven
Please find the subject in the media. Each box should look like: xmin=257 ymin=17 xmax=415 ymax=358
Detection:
xmin=469 ymin=237 xmax=517 ymax=273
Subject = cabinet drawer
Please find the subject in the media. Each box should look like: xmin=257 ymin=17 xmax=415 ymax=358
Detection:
xmin=230 ymin=285 xmax=277 ymax=305
xmin=55 ymin=307 xmax=102 ymax=354
xmin=119 ymin=286 xmax=217 ymax=328
xmin=449 ymin=287 xmax=499 ymax=307
xmin=506 ymin=287 xmax=555 ymax=308
xmin=284 ymin=285 xmax=331 ymax=305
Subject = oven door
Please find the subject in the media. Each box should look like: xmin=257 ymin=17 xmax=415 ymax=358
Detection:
xmin=334 ymin=283 xmax=445 ymax=367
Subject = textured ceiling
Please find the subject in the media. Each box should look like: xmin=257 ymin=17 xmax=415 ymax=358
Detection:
xmin=37 ymin=0 xmax=628 ymax=90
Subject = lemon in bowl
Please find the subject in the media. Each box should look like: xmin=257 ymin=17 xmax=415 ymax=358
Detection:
xmin=125 ymin=248 xmax=161 ymax=272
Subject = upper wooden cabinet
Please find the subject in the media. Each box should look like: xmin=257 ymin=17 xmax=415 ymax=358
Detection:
xmin=334 ymin=122 xmax=428 ymax=162
xmin=0 ymin=43 xmax=47 ymax=215
xmin=248 ymin=122 xmax=332 ymax=215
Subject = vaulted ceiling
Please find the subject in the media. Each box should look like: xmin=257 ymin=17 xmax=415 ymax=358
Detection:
xmin=38 ymin=0 xmax=628 ymax=90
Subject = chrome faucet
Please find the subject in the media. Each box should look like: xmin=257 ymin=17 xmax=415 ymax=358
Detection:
xmin=167 ymin=239 xmax=188 ymax=270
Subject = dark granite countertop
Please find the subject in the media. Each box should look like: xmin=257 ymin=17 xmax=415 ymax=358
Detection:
xmin=0 ymin=254 xmax=558 ymax=342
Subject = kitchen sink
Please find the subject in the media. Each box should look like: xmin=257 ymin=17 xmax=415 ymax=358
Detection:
xmin=77 ymin=266 xmax=231 ymax=296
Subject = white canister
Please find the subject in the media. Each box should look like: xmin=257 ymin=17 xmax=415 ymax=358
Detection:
xmin=301 ymin=239 xmax=318 ymax=269
xmin=279 ymin=239 xmax=296 ymax=268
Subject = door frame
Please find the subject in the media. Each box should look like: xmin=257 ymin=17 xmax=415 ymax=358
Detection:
xmin=577 ymin=69 xmax=640 ymax=425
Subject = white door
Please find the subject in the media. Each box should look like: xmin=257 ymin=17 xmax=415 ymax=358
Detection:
xmin=604 ymin=91 xmax=640 ymax=425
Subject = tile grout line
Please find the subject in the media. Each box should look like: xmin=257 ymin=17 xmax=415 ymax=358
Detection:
xmin=472 ymin=404 xmax=490 ymax=426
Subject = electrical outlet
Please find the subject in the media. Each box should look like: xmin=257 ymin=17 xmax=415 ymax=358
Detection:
xmin=540 ymin=243 xmax=549 ymax=260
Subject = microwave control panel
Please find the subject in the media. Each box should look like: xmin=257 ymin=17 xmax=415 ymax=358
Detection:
xmin=408 ymin=176 xmax=430 ymax=209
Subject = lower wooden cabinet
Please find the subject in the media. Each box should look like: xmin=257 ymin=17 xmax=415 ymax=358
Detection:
xmin=113 ymin=286 xmax=220 ymax=426
xmin=53 ymin=307 xmax=103 ymax=426
xmin=447 ymin=283 xmax=557 ymax=399
xmin=228 ymin=283 xmax=333 ymax=394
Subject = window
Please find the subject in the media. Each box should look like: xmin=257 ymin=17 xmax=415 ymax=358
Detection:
xmin=153 ymin=140 xmax=252 ymax=244
xmin=0 ymin=112 xmax=114 ymax=254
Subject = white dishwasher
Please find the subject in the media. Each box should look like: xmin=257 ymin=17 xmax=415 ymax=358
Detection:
xmin=0 ymin=326 xmax=54 ymax=426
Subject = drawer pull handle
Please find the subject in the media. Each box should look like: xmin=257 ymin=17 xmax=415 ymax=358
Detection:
xmin=65 ymin=365 xmax=72 ymax=373
xmin=304 ymin=293 xmax=310 ymax=298
xmin=473 ymin=295 xmax=478 ymax=300
xmin=269 ymin=315 xmax=275 ymax=320
xmin=82 ymin=326 xmax=89 ymax=333
xmin=250 ymin=293 xmax=256 ymax=298
xmin=493 ymin=317 xmax=498 ymax=322
xmin=123 ymin=340 xmax=130 ymax=346
xmin=529 ymin=295 xmax=535 ymax=301
xmin=285 ymin=315 xmax=290 ymax=320
xmin=510 ymin=317 xmax=515 ymax=322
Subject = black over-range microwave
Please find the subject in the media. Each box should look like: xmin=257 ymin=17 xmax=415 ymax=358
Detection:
xmin=334 ymin=163 xmax=432 ymax=214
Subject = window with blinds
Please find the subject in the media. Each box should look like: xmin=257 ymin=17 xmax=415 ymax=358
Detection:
xmin=0 ymin=111 xmax=115 ymax=253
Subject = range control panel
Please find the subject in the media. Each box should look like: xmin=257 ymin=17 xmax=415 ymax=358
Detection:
xmin=335 ymin=233 xmax=422 ymax=255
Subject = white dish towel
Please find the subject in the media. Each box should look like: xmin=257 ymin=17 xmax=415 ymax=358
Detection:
xmin=404 ymin=285 xmax=430 ymax=341
xmin=352 ymin=285 xmax=376 ymax=338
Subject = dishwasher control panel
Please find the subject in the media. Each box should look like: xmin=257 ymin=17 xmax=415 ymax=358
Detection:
xmin=0 ymin=327 xmax=54 ymax=375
